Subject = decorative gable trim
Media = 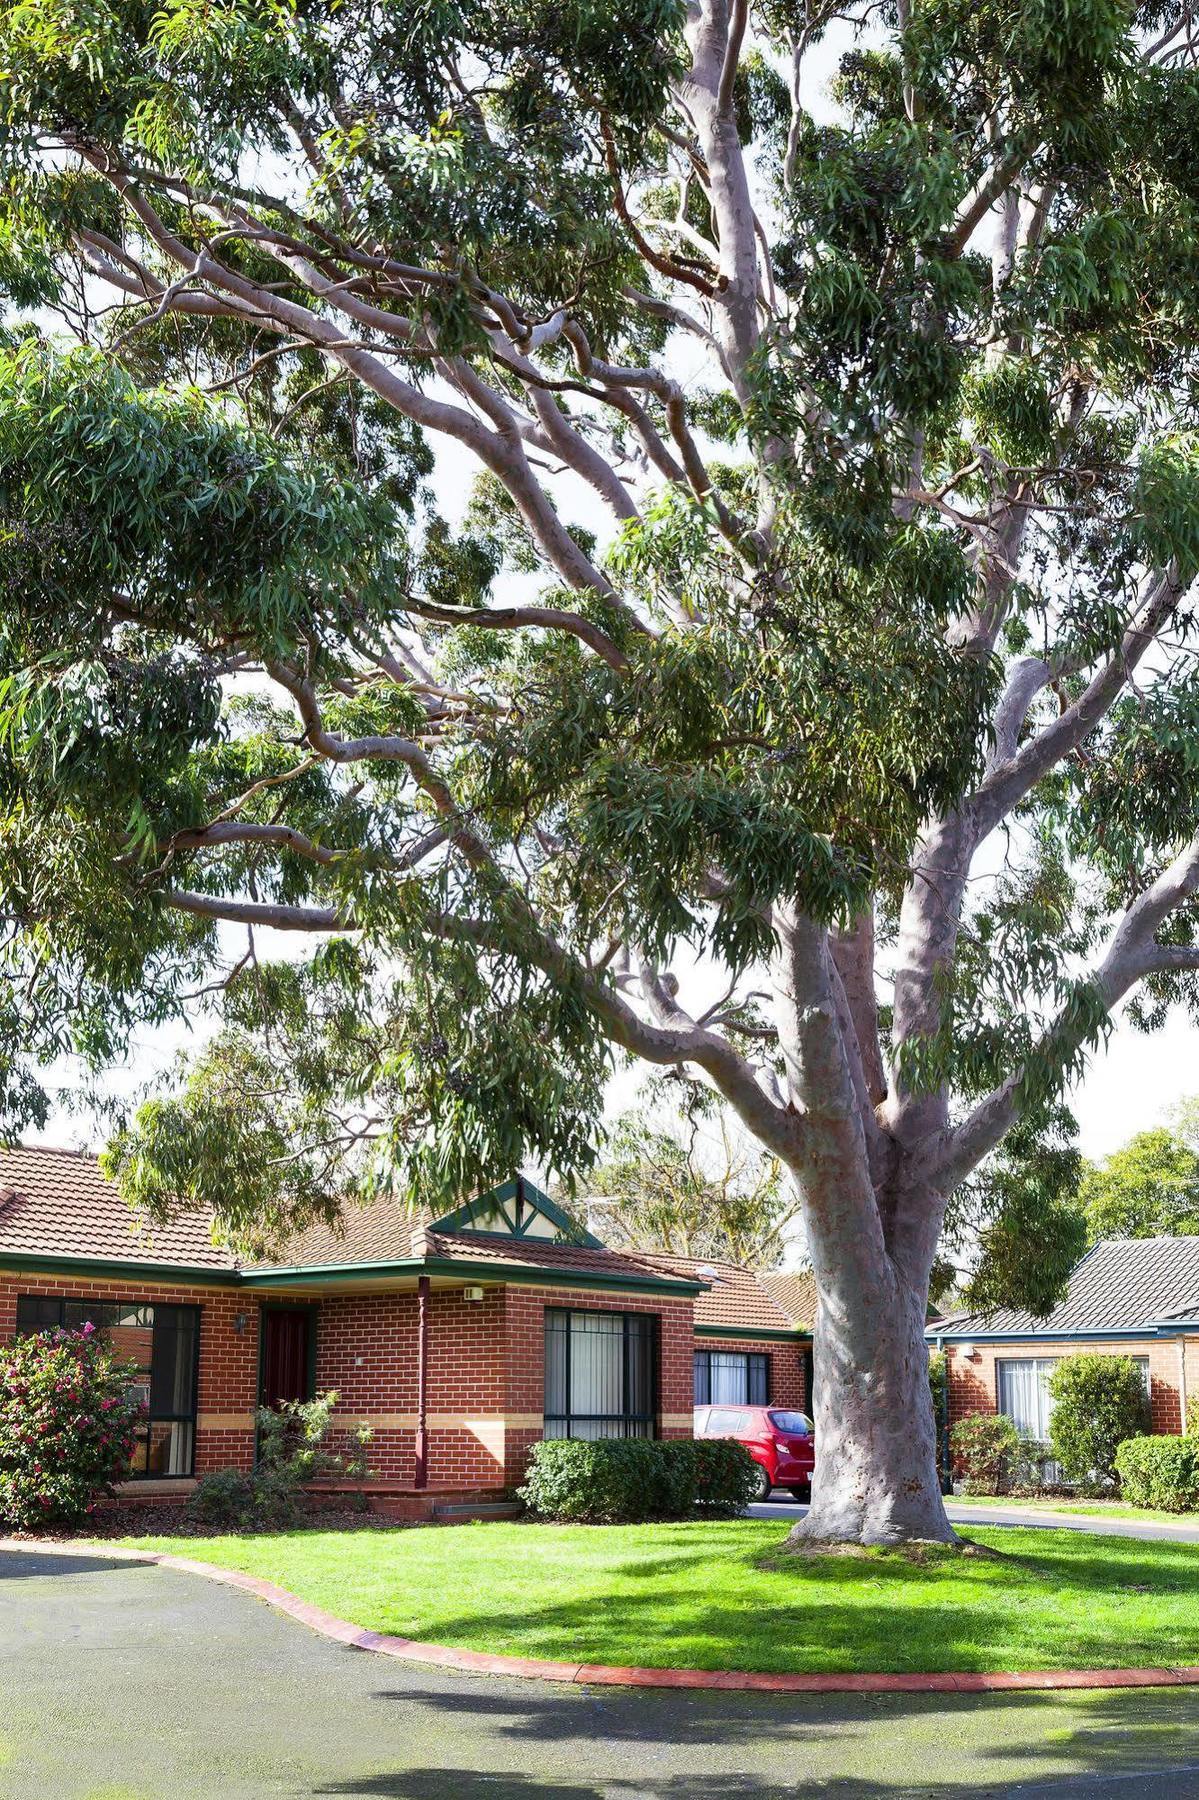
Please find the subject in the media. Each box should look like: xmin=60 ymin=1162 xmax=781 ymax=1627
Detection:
xmin=430 ymin=1175 xmax=604 ymax=1248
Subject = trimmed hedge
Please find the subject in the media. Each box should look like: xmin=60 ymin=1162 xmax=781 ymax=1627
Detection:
xmin=1115 ymin=1436 xmax=1199 ymax=1513
xmin=519 ymin=1436 xmax=759 ymax=1523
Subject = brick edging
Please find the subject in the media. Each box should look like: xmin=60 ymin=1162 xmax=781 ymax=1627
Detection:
xmin=6 ymin=1536 xmax=1199 ymax=1694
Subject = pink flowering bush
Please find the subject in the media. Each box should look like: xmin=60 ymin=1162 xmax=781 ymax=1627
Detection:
xmin=0 ymin=1324 xmax=144 ymax=1529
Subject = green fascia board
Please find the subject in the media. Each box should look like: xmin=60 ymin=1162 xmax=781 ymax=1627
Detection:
xmin=430 ymin=1175 xmax=605 ymax=1249
xmin=927 ymin=1325 xmax=1166 ymax=1344
xmin=242 ymin=1255 xmax=705 ymax=1297
xmin=695 ymin=1323 xmax=811 ymax=1342
xmin=0 ymin=1250 xmax=238 ymax=1286
xmin=0 ymin=1247 xmax=702 ymax=1298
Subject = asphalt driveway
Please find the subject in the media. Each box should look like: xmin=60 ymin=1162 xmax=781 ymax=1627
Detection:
xmin=5 ymin=1546 xmax=1199 ymax=1798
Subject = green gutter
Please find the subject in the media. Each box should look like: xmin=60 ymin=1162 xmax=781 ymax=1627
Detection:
xmin=240 ymin=1256 xmax=705 ymax=1297
xmin=0 ymin=1250 xmax=238 ymax=1287
xmin=694 ymin=1323 xmax=811 ymax=1342
xmin=0 ymin=1250 xmax=704 ymax=1299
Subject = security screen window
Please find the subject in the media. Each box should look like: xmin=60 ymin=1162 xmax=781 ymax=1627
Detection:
xmin=15 ymin=1296 xmax=200 ymax=1477
xmin=693 ymin=1348 xmax=769 ymax=1406
xmin=543 ymin=1307 xmax=656 ymax=1440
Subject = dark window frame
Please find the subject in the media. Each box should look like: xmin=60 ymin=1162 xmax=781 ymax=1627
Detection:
xmin=543 ymin=1306 xmax=658 ymax=1440
xmin=14 ymin=1295 xmax=201 ymax=1480
xmin=693 ymin=1348 xmax=770 ymax=1407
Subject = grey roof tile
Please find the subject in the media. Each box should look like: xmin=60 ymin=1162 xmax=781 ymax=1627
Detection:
xmin=932 ymin=1236 xmax=1199 ymax=1336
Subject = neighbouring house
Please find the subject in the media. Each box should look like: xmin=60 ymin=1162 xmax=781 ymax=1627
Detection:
xmin=930 ymin=1237 xmax=1199 ymax=1447
xmin=0 ymin=1146 xmax=812 ymax=1515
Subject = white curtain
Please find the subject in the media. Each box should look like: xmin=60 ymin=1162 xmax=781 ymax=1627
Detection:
xmin=570 ymin=1314 xmax=623 ymax=1438
xmin=997 ymin=1359 xmax=1058 ymax=1438
xmin=709 ymin=1352 xmax=749 ymax=1405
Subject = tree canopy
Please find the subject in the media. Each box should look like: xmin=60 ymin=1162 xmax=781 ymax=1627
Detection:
xmin=1080 ymin=1124 xmax=1199 ymax=1241
xmin=5 ymin=0 xmax=1199 ymax=1539
xmin=569 ymin=1084 xmax=796 ymax=1265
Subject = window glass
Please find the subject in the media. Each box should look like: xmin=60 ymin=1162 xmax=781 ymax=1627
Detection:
xmin=694 ymin=1349 xmax=771 ymax=1407
xmin=997 ymin=1358 xmax=1059 ymax=1439
xmin=543 ymin=1308 xmax=656 ymax=1440
xmin=15 ymin=1295 xmax=200 ymax=1479
xmin=767 ymin=1411 xmax=811 ymax=1435
xmin=707 ymin=1409 xmax=752 ymax=1435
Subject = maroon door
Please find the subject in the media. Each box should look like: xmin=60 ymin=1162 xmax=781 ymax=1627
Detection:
xmin=260 ymin=1309 xmax=311 ymax=1407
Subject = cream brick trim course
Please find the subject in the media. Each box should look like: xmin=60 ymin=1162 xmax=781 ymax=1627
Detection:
xmin=660 ymin=1413 xmax=694 ymax=1429
xmin=196 ymin=1413 xmax=256 ymax=1432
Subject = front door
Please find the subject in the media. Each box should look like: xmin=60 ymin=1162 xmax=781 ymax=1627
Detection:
xmin=260 ymin=1308 xmax=311 ymax=1408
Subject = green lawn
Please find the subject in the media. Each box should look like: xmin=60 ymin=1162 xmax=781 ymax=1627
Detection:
xmin=116 ymin=1519 xmax=1199 ymax=1675
xmin=952 ymin=1495 xmax=1197 ymax=1524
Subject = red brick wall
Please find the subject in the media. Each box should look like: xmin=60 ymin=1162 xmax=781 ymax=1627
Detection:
xmin=945 ymin=1337 xmax=1186 ymax=1437
xmin=0 ymin=1268 xmax=259 ymax=1476
xmin=693 ymin=1335 xmax=808 ymax=1411
xmin=313 ymin=1286 xmax=508 ymax=1486
xmin=1 ymin=1265 xmax=701 ymax=1491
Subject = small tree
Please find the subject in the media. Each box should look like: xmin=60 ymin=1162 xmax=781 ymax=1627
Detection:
xmin=1048 ymin=1356 xmax=1150 ymax=1490
xmin=0 ymin=1324 xmax=143 ymax=1528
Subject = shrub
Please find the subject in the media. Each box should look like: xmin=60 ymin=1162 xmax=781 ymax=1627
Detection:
xmin=188 ymin=1467 xmax=257 ymax=1529
xmin=1187 ymin=1394 xmax=1199 ymax=1439
xmin=928 ymin=1352 xmax=949 ymax=1482
xmin=0 ymin=1323 xmax=144 ymax=1529
xmin=519 ymin=1436 xmax=758 ymax=1523
xmin=688 ymin=1438 xmax=761 ymax=1515
xmin=1008 ymin=1433 xmax=1049 ymax=1496
xmin=188 ymin=1392 xmax=373 ymax=1530
xmin=1115 ymin=1436 xmax=1199 ymax=1513
xmin=951 ymin=1411 xmax=1020 ymax=1494
xmin=1047 ymin=1355 xmax=1150 ymax=1489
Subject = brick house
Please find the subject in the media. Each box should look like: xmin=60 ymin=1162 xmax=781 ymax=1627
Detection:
xmin=0 ymin=1146 xmax=812 ymax=1514
xmin=929 ymin=1237 xmax=1199 ymax=1451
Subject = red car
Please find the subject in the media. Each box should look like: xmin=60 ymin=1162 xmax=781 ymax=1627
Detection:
xmin=694 ymin=1403 xmax=815 ymax=1503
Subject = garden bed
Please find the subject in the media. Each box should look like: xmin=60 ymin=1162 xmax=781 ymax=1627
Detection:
xmin=109 ymin=1518 xmax=1199 ymax=1676
xmin=10 ymin=1503 xmax=410 ymax=1542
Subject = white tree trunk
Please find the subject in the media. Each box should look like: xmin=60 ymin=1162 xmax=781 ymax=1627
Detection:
xmin=789 ymin=1271 xmax=954 ymax=1546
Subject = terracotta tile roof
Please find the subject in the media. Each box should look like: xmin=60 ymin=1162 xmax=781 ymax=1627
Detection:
xmin=0 ymin=1145 xmax=233 ymax=1271
xmin=629 ymin=1252 xmax=807 ymax=1333
xmin=931 ymin=1237 xmax=1199 ymax=1338
xmin=0 ymin=1146 xmax=786 ymax=1308
xmin=757 ymin=1270 xmax=818 ymax=1329
xmin=0 ymin=1149 xmax=703 ymax=1291
xmin=247 ymin=1210 xmax=704 ymax=1289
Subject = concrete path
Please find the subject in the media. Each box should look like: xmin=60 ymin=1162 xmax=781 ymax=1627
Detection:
xmin=748 ymin=1494 xmax=1199 ymax=1543
xmin=6 ymin=1547 xmax=1199 ymax=1797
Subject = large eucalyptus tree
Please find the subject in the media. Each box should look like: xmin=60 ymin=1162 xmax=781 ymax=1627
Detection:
xmin=1 ymin=0 xmax=1199 ymax=1544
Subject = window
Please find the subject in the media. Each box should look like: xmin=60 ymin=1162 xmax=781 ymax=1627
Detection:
xmin=704 ymin=1408 xmax=752 ymax=1436
xmin=16 ymin=1296 xmax=200 ymax=1479
xmin=544 ymin=1308 xmax=656 ymax=1440
xmin=693 ymin=1349 xmax=769 ymax=1407
xmin=767 ymin=1410 xmax=811 ymax=1435
xmin=996 ymin=1358 xmax=1059 ymax=1439
xmin=997 ymin=1354 xmax=1151 ymax=1442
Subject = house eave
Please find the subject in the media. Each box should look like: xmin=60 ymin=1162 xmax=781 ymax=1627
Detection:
xmin=0 ymin=1249 xmax=237 ymax=1286
xmin=694 ymin=1323 xmax=811 ymax=1342
xmin=242 ymin=1255 xmax=706 ymax=1296
xmin=928 ymin=1323 xmax=1196 ymax=1344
